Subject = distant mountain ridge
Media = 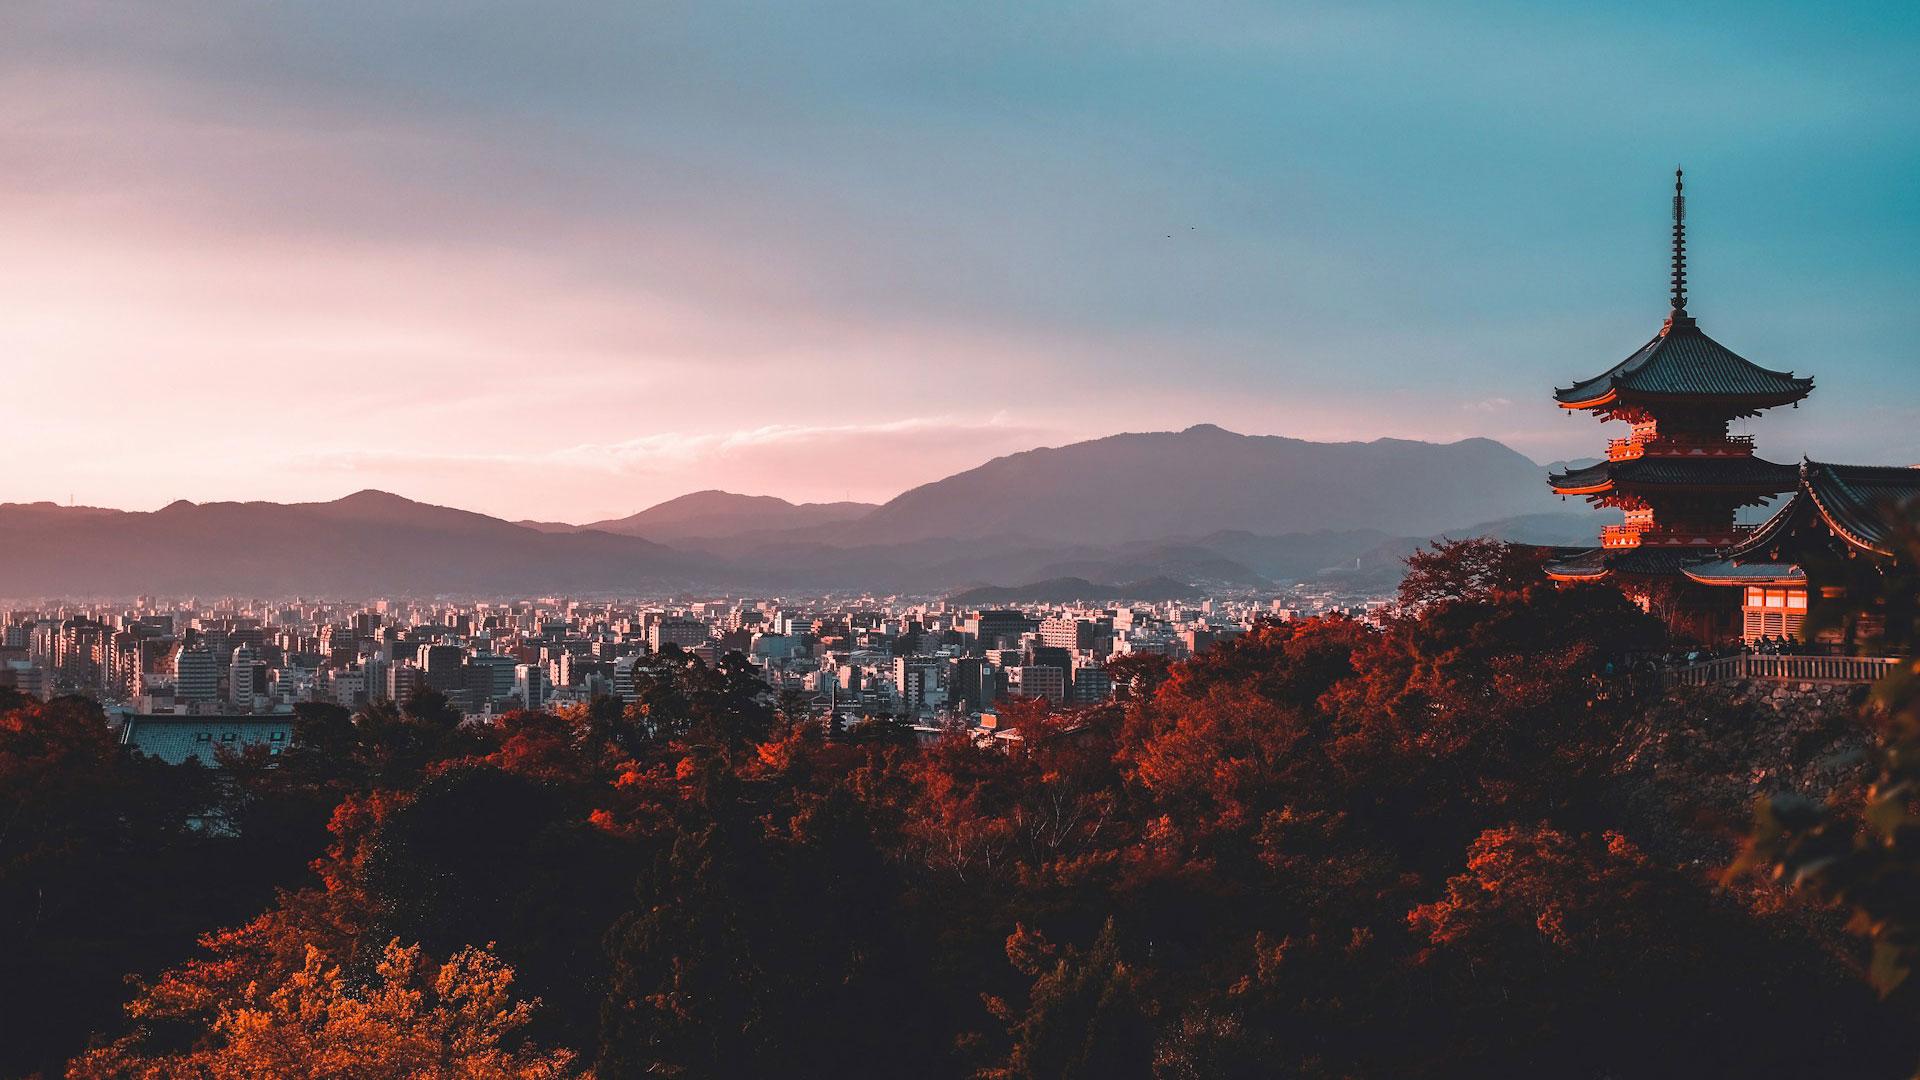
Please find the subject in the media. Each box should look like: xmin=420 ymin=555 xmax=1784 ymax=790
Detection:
xmin=843 ymin=425 xmax=1559 ymax=545
xmin=0 ymin=427 xmax=1598 ymax=599
xmin=0 ymin=491 xmax=712 ymax=598
xmin=580 ymin=490 xmax=877 ymax=542
xmin=515 ymin=490 xmax=878 ymax=542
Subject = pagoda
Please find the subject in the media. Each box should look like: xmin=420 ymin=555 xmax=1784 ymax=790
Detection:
xmin=1545 ymin=170 xmax=1814 ymax=639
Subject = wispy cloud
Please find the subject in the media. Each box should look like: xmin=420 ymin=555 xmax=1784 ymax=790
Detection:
xmin=297 ymin=414 xmax=1052 ymax=473
xmin=1 ymin=2 xmax=1914 ymax=520
xmin=278 ymin=414 xmax=1072 ymax=520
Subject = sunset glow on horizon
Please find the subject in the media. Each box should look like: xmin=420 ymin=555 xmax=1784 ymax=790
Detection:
xmin=5 ymin=1 xmax=1917 ymax=522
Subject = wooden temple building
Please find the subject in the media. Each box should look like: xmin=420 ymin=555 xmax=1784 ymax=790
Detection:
xmin=1546 ymin=171 xmax=1916 ymax=646
xmin=1683 ymin=462 xmax=1920 ymax=646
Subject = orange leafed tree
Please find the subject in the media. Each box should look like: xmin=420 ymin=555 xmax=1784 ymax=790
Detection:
xmin=69 ymin=939 xmax=586 ymax=1080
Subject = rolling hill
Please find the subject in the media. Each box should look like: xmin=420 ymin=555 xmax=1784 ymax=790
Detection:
xmin=0 ymin=490 xmax=714 ymax=598
xmin=579 ymin=491 xmax=877 ymax=542
xmin=845 ymin=425 xmax=1560 ymax=545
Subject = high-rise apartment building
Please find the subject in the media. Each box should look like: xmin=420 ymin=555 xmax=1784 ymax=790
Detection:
xmin=1039 ymin=616 xmax=1103 ymax=652
xmin=514 ymin=663 xmax=550 ymax=710
xmin=175 ymin=645 xmax=219 ymax=705
xmin=1072 ymin=663 xmax=1113 ymax=705
xmin=650 ymin=620 xmax=709 ymax=652
xmin=971 ymin=610 xmax=1031 ymax=650
xmin=1007 ymin=664 xmax=1065 ymax=704
xmin=388 ymin=663 xmax=424 ymax=703
xmin=417 ymin=643 xmax=465 ymax=693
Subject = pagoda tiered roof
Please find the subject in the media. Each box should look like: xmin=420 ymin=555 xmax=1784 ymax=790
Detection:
xmin=1543 ymin=546 xmax=1716 ymax=582
xmin=1554 ymin=317 xmax=1814 ymax=412
xmin=1548 ymin=455 xmax=1799 ymax=497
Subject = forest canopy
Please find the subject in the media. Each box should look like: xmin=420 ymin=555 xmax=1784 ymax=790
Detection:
xmin=5 ymin=539 xmax=1917 ymax=1079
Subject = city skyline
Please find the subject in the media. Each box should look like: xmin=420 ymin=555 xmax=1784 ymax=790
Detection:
xmin=6 ymin=1 xmax=1918 ymax=522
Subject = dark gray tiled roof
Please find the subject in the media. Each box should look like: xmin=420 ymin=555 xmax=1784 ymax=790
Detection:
xmin=1549 ymin=455 xmax=1800 ymax=493
xmin=1730 ymin=462 xmax=1920 ymax=561
xmin=1807 ymin=462 xmax=1920 ymax=557
xmin=1543 ymin=547 xmax=1611 ymax=579
xmin=1555 ymin=319 xmax=1813 ymax=406
xmin=1681 ymin=559 xmax=1805 ymax=585
xmin=1544 ymin=546 xmax=1715 ymax=579
xmin=121 ymin=718 xmax=291 ymax=766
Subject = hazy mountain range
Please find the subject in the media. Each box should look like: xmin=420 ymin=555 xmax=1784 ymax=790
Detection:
xmin=0 ymin=426 xmax=1602 ymax=599
xmin=520 ymin=490 xmax=877 ymax=543
xmin=851 ymin=425 xmax=1559 ymax=544
xmin=0 ymin=491 xmax=705 ymax=598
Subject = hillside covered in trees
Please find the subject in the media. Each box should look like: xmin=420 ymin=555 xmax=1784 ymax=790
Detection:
xmin=6 ymin=540 xmax=1919 ymax=1078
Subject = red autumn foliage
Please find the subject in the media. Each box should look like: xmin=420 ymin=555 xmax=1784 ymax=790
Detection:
xmin=4 ymin=544 xmax=1915 ymax=1077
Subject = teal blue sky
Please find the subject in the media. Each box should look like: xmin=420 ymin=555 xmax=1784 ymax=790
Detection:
xmin=2 ymin=1 xmax=1914 ymax=520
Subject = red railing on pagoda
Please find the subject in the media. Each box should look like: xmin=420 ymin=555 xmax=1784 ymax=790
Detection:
xmin=1601 ymin=524 xmax=1754 ymax=549
xmin=1606 ymin=434 xmax=1756 ymax=461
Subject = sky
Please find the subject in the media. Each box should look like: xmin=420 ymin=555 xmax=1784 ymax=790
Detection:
xmin=3 ymin=1 xmax=1916 ymax=523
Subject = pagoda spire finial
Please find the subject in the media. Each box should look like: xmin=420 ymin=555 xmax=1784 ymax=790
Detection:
xmin=1669 ymin=167 xmax=1688 ymax=316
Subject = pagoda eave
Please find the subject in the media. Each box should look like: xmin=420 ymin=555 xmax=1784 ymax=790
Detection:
xmin=1546 ymin=455 xmax=1800 ymax=497
xmin=1682 ymin=559 xmax=1805 ymax=587
xmin=1550 ymin=480 xmax=1615 ymax=497
xmin=1556 ymin=387 xmax=1812 ymax=416
xmin=1554 ymin=389 xmax=1619 ymax=411
xmin=1542 ymin=547 xmax=1611 ymax=581
xmin=1546 ymin=546 xmax=1718 ymax=582
xmin=1804 ymin=478 xmax=1899 ymax=560
xmin=1549 ymin=479 xmax=1796 ymax=498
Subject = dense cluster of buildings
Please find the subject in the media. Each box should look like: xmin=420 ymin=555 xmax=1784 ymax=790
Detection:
xmin=0 ymin=586 xmax=1392 ymax=760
